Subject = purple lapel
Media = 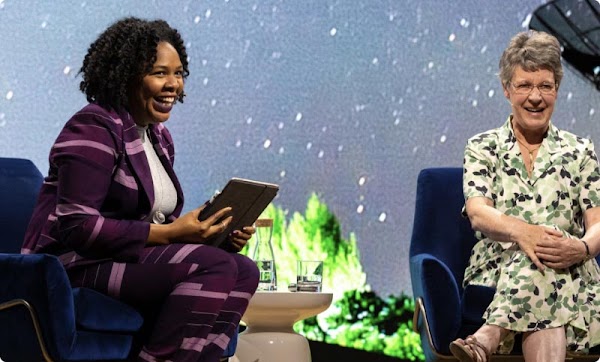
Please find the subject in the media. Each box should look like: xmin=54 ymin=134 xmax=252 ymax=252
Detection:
xmin=112 ymin=108 xmax=156 ymax=210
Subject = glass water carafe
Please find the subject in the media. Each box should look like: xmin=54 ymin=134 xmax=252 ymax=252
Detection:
xmin=252 ymin=218 xmax=277 ymax=291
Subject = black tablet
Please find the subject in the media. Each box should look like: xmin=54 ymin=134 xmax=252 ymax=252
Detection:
xmin=198 ymin=178 xmax=279 ymax=246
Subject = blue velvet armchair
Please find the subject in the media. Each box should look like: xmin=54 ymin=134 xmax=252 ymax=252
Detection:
xmin=0 ymin=157 xmax=144 ymax=361
xmin=0 ymin=157 xmax=238 ymax=361
xmin=409 ymin=168 xmax=480 ymax=361
xmin=409 ymin=167 xmax=600 ymax=362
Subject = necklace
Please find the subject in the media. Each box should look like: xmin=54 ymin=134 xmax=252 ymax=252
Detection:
xmin=515 ymin=136 xmax=541 ymax=175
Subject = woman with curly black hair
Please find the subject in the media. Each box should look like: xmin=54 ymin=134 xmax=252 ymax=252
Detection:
xmin=23 ymin=17 xmax=259 ymax=362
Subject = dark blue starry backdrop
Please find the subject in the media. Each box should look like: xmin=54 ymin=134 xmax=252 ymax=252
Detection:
xmin=1 ymin=0 xmax=598 ymax=297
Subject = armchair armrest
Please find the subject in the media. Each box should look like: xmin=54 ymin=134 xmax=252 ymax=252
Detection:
xmin=410 ymin=253 xmax=461 ymax=355
xmin=0 ymin=253 xmax=77 ymax=360
xmin=0 ymin=253 xmax=144 ymax=362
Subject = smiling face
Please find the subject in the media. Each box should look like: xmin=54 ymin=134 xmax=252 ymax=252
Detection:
xmin=128 ymin=41 xmax=184 ymax=127
xmin=503 ymin=65 xmax=557 ymax=138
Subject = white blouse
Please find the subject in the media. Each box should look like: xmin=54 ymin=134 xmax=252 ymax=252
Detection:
xmin=137 ymin=126 xmax=178 ymax=224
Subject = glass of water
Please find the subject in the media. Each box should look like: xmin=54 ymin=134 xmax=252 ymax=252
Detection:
xmin=296 ymin=260 xmax=323 ymax=292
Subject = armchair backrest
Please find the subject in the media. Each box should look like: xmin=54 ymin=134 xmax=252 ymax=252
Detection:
xmin=409 ymin=167 xmax=477 ymax=293
xmin=0 ymin=158 xmax=43 ymax=253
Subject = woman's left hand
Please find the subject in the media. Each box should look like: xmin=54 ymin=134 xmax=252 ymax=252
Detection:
xmin=535 ymin=236 xmax=587 ymax=269
xmin=226 ymin=226 xmax=256 ymax=252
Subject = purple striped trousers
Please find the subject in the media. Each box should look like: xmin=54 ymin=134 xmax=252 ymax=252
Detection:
xmin=66 ymin=244 xmax=259 ymax=362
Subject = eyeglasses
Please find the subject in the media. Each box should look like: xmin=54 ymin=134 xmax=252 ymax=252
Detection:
xmin=509 ymin=82 xmax=556 ymax=95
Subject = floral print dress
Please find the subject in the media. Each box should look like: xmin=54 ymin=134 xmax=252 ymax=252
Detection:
xmin=463 ymin=116 xmax=600 ymax=353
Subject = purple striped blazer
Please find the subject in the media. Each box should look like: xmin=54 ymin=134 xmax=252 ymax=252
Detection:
xmin=22 ymin=103 xmax=185 ymax=267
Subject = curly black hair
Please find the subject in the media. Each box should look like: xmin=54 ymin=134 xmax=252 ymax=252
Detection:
xmin=79 ymin=17 xmax=189 ymax=109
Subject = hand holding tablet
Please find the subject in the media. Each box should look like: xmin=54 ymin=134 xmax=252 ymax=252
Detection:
xmin=198 ymin=178 xmax=279 ymax=247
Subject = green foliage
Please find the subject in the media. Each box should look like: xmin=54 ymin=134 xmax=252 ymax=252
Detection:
xmin=248 ymin=193 xmax=424 ymax=361
xmin=294 ymin=290 xmax=424 ymax=361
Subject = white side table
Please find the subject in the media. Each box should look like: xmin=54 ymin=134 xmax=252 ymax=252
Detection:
xmin=235 ymin=291 xmax=333 ymax=362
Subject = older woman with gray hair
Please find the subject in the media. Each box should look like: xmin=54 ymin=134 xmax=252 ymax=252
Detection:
xmin=450 ymin=30 xmax=600 ymax=361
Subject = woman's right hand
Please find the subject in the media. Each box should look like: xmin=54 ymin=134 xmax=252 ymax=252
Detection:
xmin=513 ymin=224 xmax=563 ymax=273
xmin=148 ymin=206 xmax=233 ymax=245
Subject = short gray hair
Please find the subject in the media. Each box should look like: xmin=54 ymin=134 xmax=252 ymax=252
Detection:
xmin=499 ymin=30 xmax=563 ymax=89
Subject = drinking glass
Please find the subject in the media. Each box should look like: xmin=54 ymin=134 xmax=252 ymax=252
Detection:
xmin=296 ymin=260 xmax=323 ymax=292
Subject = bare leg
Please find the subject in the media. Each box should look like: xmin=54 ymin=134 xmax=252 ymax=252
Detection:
xmin=471 ymin=325 xmax=506 ymax=355
xmin=522 ymin=328 xmax=565 ymax=362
